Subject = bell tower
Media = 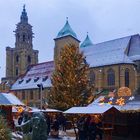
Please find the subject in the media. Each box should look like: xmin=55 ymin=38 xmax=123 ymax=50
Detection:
xmin=2 ymin=5 xmax=38 ymax=84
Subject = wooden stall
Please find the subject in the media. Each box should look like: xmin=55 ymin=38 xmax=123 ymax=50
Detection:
xmin=64 ymin=105 xmax=120 ymax=140
xmin=0 ymin=92 xmax=24 ymax=128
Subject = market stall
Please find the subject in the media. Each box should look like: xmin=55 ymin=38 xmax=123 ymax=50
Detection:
xmin=0 ymin=92 xmax=24 ymax=128
xmin=89 ymin=87 xmax=140 ymax=138
xmin=64 ymin=105 xmax=120 ymax=140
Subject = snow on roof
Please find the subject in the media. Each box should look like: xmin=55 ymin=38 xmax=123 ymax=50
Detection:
xmin=11 ymin=34 xmax=140 ymax=90
xmin=11 ymin=61 xmax=54 ymax=90
xmin=28 ymin=107 xmax=62 ymax=113
xmin=89 ymin=95 xmax=140 ymax=111
xmin=128 ymin=34 xmax=140 ymax=58
xmin=0 ymin=93 xmax=24 ymax=106
xmin=81 ymin=35 xmax=134 ymax=67
xmin=63 ymin=105 xmax=118 ymax=114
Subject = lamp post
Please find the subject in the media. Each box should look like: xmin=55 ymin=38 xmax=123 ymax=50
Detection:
xmin=37 ymin=83 xmax=44 ymax=110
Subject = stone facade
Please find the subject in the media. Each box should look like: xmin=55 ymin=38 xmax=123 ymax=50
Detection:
xmin=89 ymin=64 xmax=137 ymax=93
xmin=54 ymin=36 xmax=80 ymax=63
xmin=14 ymin=88 xmax=50 ymax=108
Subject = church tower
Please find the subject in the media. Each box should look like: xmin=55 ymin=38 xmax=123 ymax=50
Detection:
xmin=54 ymin=18 xmax=80 ymax=63
xmin=3 ymin=5 xmax=38 ymax=83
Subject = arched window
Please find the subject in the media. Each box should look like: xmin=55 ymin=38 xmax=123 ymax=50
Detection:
xmin=16 ymin=55 xmax=19 ymax=63
xmin=30 ymin=90 xmax=34 ymax=100
xmin=107 ymin=69 xmax=115 ymax=86
xmin=16 ymin=68 xmax=18 ymax=76
xmin=125 ymin=69 xmax=129 ymax=87
xmin=27 ymin=55 xmax=31 ymax=63
xmin=23 ymin=34 xmax=25 ymax=42
xmin=22 ymin=91 xmax=25 ymax=100
xmin=89 ymin=71 xmax=95 ymax=85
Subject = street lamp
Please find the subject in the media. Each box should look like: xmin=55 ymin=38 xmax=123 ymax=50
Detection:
xmin=37 ymin=83 xmax=44 ymax=110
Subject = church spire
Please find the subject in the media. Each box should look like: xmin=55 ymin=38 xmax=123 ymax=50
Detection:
xmin=20 ymin=5 xmax=28 ymax=23
xmin=80 ymin=32 xmax=93 ymax=48
xmin=56 ymin=17 xmax=78 ymax=39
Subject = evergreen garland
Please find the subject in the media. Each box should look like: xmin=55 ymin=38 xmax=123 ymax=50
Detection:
xmin=0 ymin=115 xmax=11 ymax=140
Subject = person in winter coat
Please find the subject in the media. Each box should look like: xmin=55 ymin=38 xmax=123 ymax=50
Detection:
xmin=88 ymin=116 xmax=97 ymax=140
xmin=77 ymin=116 xmax=86 ymax=140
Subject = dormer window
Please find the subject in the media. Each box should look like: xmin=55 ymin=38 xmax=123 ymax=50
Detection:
xmin=26 ymin=78 xmax=31 ymax=83
xmin=18 ymin=79 xmax=24 ymax=84
xmin=42 ymin=76 xmax=48 ymax=82
xmin=34 ymin=77 xmax=39 ymax=82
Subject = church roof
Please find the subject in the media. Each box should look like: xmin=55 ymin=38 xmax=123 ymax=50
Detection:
xmin=127 ymin=34 xmax=140 ymax=61
xmin=56 ymin=18 xmax=78 ymax=40
xmin=81 ymin=35 xmax=137 ymax=67
xmin=11 ymin=61 xmax=54 ymax=90
xmin=80 ymin=34 xmax=93 ymax=48
xmin=11 ymin=34 xmax=140 ymax=90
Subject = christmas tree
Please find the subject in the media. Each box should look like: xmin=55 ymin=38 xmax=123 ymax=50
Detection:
xmin=49 ymin=44 xmax=94 ymax=110
xmin=0 ymin=115 xmax=11 ymax=140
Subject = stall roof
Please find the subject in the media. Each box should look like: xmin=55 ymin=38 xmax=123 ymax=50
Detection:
xmin=28 ymin=107 xmax=62 ymax=113
xmin=63 ymin=105 xmax=118 ymax=114
xmin=0 ymin=93 xmax=24 ymax=106
xmin=89 ymin=95 xmax=140 ymax=112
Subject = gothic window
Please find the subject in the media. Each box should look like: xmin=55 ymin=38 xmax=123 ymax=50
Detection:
xmin=23 ymin=34 xmax=25 ymax=42
xmin=107 ymin=68 xmax=115 ymax=86
xmin=22 ymin=91 xmax=25 ymax=100
xmin=89 ymin=71 xmax=95 ymax=85
xmin=27 ymin=55 xmax=31 ymax=63
xmin=125 ymin=69 xmax=129 ymax=87
xmin=16 ymin=68 xmax=18 ymax=76
xmin=16 ymin=55 xmax=19 ymax=63
xmin=30 ymin=90 xmax=34 ymax=100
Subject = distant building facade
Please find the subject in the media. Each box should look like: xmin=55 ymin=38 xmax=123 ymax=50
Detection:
xmin=1 ymin=7 xmax=140 ymax=107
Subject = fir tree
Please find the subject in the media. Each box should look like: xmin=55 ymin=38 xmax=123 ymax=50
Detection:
xmin=0 ymin=115 xmax=11 ymax=140
xmin=49 ymin=44 xmax=94 ymax=110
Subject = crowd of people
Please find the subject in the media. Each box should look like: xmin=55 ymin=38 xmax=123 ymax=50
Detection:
xmin=17 ymin=111 xmax=67 ymax=138
xmin=16 ymin=111 xmax=103 ymax=139
xmin=77 ymin=115 xmax=103 ymax=140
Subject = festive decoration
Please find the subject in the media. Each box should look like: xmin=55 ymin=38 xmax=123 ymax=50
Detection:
xmin=108 ymin=92 xmax=115 ymax=97
xmin=116 ymin=97 xmax=125 ymax=106
xmin=99 ymin=97 xmax=105 ymax=102
xmin=48 ymin=44 xmax=94 ymax=110
xmin=108 ymin=101 xmax=113 ymax=105
xmin=17 ymin=106 xmax=24 ymax=113
xmin=118 ymin=87 xmax=131 ymax=97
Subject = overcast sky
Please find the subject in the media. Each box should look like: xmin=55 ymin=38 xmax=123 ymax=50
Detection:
xmin=0 ymin=0 xmax=140 ymax=80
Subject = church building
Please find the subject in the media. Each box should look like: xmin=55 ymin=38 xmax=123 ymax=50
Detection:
xmin=1 ymin=6 xmax=140 ymax=107
xmin=0 ymin=6 xmax=38 ymax=92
